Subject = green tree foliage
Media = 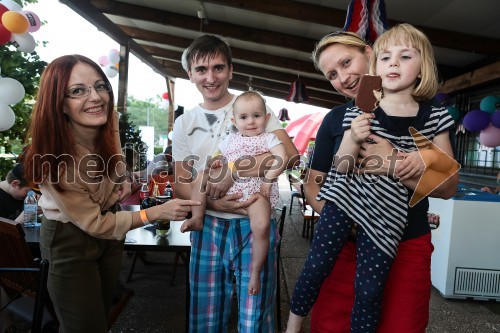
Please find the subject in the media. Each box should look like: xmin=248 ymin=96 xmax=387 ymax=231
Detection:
xmin=126 ymin=95 xmax=170 ymax=141
xmin=0 ymin=0 xmax=47 ymax=178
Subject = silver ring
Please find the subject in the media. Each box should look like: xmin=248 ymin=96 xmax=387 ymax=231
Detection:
xmin=211 ymin=196 xmax=218 ymax=200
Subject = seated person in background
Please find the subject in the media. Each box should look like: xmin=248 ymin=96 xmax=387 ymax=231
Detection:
xmin=0 ymin=163 xmax=31 ymax=222
xmin=135 ymin=145 xmax=174 ymax=181
xmin=481 ymin=171 xmax=500 ymax=194
xmin=120 ymin=147 xmax=143 ymax=205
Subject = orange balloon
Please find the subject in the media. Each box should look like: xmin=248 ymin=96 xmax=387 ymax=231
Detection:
xmin=2 ymin=11 xmax=29 ymax=34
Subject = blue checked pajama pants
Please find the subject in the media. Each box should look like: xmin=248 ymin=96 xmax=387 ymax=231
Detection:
xmin=189 ymin=214 xmax=278 ymax=333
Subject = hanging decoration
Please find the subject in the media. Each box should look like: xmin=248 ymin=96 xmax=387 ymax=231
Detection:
xmin=343 ymin=0 xmax=389 ymax=44
xmin=160 ymin=91 xmax=170 ymax=109
xmin=278 ymin=108 xmax=290 ymax=122
xmin=286 ymin=79 xmax=309 ymax=104
xmin=97 ymin=49 xmax=120 ymax=78
xmin=0 ymin=0 xmax=42 ymax=52
xmin=462 ymin=95 xmax=500 ymax=147
xmin=0 ymin=70 xmax=26 ymax=131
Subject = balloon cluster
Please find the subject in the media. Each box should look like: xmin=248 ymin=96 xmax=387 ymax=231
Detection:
xmin=0 ymin=70 xmax=25 ymax=131
xmin=98 ymin=49 xmax=120 ymax=78
xmin=0 ymin=0 xmax=41 ymax=53
xmin=463 ymin=95 xmax=500 ymax=147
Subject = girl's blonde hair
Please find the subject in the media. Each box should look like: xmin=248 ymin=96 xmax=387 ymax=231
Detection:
xmin=370 ymin=23 xmax=438 ymax=101
xmin=312 ymin=31 xmax=368 ymax=71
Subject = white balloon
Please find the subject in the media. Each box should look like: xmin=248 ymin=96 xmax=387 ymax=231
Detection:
xmin=167 ymin=131 xmax=173 ymax=141
xmin=0 ymin=104 xmax=16 ymax=131
xmin=0 ymin=77 xmax=25 ymax=105
xmin=11 ymin=33 xmax=36 ymax=53
xmin=160 ymin=99 xmax=170 ymax=109
xmin=104 ymin=64 xmax=118 ymax=78
xmin=108 ymin=49 xmax=120 ymax=64
xmin=0 ymin=0 xmax=22 ymax=11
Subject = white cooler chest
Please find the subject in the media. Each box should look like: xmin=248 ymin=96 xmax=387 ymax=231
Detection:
xmin=429 ymin=189 xmax=500 ymax=301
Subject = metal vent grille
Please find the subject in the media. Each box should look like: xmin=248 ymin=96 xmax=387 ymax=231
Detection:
xmin=454 ymin=268 xmax=500 ymax=298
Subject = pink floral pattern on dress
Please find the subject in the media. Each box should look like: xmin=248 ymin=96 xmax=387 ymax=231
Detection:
xmin=222 ymin=132 xmax=279 ymax=207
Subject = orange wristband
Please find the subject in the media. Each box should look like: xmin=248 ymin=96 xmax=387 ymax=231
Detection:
xmin=139 ymin=210 xmax=150 ymax=225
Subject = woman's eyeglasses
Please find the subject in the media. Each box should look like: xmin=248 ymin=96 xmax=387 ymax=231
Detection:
xmin=65 ymin=82 xmax=112 ymax=99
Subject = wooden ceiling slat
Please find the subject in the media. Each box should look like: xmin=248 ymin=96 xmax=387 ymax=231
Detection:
xmin=120 ymin=25 xmax=318 ymax=74
xmin=138 ymin=42 xmax=334 ymax=92
xmin=159 ymin=59 xmax=344 ymax=107
xmin=203 ymin=0 xmax=500 ymax=57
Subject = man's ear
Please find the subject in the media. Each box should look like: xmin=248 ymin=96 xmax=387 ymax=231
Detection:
xmin=10 ymin=179 xmax=21 ymax=188
xmin=187 ymin=70 xmax=193 ymax=82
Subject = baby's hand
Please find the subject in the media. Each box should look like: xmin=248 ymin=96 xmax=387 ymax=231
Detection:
xmin=350 ymin=113 xmax=374 ymax=144
xmin=260 ymin=182 xmax=272 ymax=199
xmin=210 ymin=159 xmax=223 ymax=169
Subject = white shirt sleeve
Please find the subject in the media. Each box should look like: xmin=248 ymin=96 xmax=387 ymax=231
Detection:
xmin=172 ymin=115 xmax=190 ymax=162
xmin=265 ymin=105 xmax=284 ymax=132
xmin=266 ymin=133 xmax=282 ymax=149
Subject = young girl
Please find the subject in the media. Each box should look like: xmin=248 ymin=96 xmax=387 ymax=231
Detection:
xmin=286 ymin=24 xmax=457 ymax=333
xmin=181 ymin=90 xmax=287 ymax=295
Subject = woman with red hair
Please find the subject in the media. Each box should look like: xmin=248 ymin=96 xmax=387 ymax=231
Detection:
xmin=23 ymin=54 xmax=199 ymax=332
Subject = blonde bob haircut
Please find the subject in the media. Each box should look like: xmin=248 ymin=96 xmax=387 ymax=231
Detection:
xmin=312 ymin=31 xmax=368 ymax=72
xmin=370 ymin=23 xmax=438 ymax=101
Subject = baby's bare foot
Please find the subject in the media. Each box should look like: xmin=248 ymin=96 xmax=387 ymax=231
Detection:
xmin=248 ymin=273 xmax=261 ymax=296
xmin=180 ymin=218 xmax=203 ymax=233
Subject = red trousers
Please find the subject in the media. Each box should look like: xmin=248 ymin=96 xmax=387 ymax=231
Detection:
xmin=310 ymin=233 xmax=433 ymax=333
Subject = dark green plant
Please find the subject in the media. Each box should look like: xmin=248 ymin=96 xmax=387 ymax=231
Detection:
xmin=119 ymin=111 xmax=147 ymax=171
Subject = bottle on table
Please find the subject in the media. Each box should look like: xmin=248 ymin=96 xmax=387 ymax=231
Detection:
xmin=139 ymin=181 xmax=149 ymax=201
xmin=24 ymin=190 xmax=38 ymax=228
xmin=155 ymin=182 xmax=172 ymax=236
xmin=140 ymin=182 xmax=157 ymax=209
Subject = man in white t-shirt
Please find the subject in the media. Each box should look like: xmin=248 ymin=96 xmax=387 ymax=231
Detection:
xmin=172 ymin=34 xmax=298 ymax=332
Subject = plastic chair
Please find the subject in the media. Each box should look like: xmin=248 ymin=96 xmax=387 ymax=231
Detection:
xmin=299 ymin=184 xmax=319 ymax=242
xmin=275 ymin=205 xmax=287 ymax=331
xmin=0 ymin=217 xmax=57 ymax=333
xmin=287 ymin=173 xmax=302 ymax=214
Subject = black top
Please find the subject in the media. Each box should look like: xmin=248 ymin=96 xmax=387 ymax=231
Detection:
xmin=310 ymin=100 xmax=430 ymax=241
xmin=0 ymin=188 xmax=24 ymax=220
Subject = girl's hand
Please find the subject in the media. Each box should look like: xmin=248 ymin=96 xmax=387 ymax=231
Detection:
xmin=396 ymin=151 xmax=424 ymax=180
xmin=350 ymin=113 xmax=374 ymax=144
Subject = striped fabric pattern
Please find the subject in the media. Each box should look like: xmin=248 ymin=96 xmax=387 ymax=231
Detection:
xmin=318 ymin=103 xmax=455 ymax=258
xmin=343 ymin=0 xmax=389 ymax=43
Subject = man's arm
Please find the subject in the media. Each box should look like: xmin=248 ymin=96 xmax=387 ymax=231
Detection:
xmin=273 ymin=129 xmax=300 ymax=170
xmin=173 ymin=161 xmax=193 ymax=200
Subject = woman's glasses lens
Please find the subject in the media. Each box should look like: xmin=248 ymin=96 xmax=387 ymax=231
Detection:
xmin=66 ymin=82 xmax=112 ymax=98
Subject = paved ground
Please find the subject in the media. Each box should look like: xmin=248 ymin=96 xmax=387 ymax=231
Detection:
xmin=4 ymin=175 xmax=500 ymax=332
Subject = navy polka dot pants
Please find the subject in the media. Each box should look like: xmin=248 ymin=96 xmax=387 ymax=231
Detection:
xmin=290 ymin=201 xmax=394 ymax=333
